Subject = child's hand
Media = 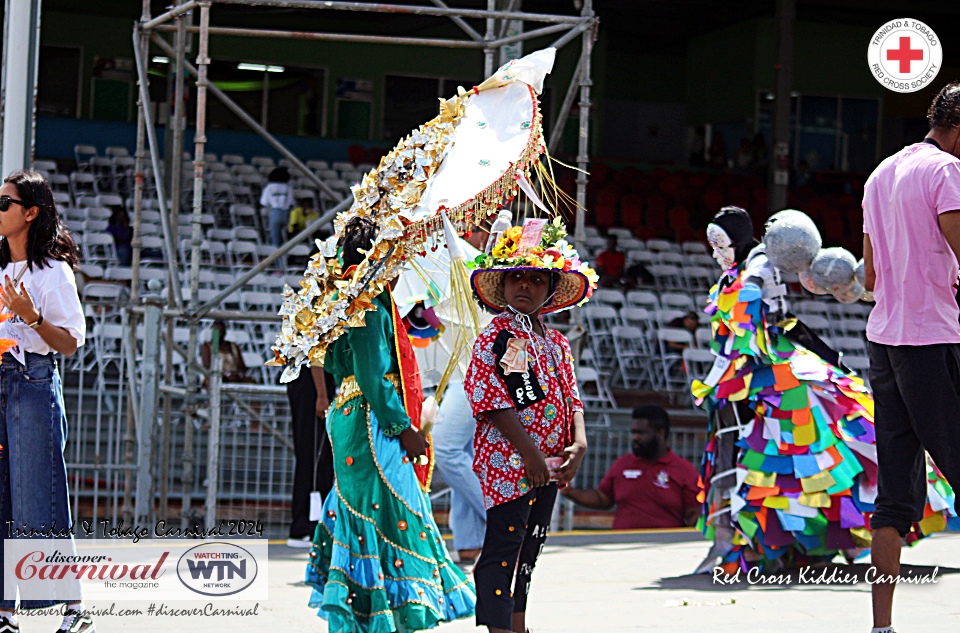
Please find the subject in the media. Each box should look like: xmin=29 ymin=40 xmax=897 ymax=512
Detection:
xmin=523 ymin=449 xmax=551 ymax=488
xmin=399 ymin=427 xmax=428 ymax=462
xmin=556 ymin=442 xmax=587 ymax=484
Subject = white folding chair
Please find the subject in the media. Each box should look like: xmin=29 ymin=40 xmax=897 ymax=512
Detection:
xmin=228 ymin=204 xmax=259 ymax=229
xmin=838 ymin=318 xmax=867 ymax=338
xmin=626 ymin=289 xmax=660 ymax=311
xmin=657 ymin=327 xmax=694 ymax=391
xmin=141 ymin=236 xmax=166 ymax=264
xmin=74 ymin=145 xmax=98 ymax=172
xmin=660 ymin=291 xmax=694 ymax=312
xmin=683 ymin=266 xmax=715 ymax=292
xmin=799 ymin=314 xmax=831 ymax=336
xmin=69 ymin=172 xmax=98 ymax=198
xmin=834 ymin=336 xmax=867 ymax=356
xmin=620 ymin=306 xmax=655 ymax=331
xmin=231 ymin=226 xmax=260 ymax=242
xmin=208 ymin=228 xmax=232 ymax=242
xmin=80 ymin=233 xmax=117 ymax=266
xmin=648 ymin=264 xmax=683 ymax=290
xmin=228 ymin=240 xmax=260 ymax=271
xmin=655 ymin=309 xmax=686 ymax=328
xmin=611 ymin=325 xmax=655 ymax=388
xmin=682 ymin=348 xmax=717 ymax=401
xmin=591 ymin=288 xmax=626 ymax=309
xmin=576 ymin=366 xmax=617 ymax=410
xmin=583 ymin=304 xmax=621 ymax=367
xmin=646 ymin=239 xmax=673 ymax=252
xmin=695 ymin=327 xmax=713 ymax=349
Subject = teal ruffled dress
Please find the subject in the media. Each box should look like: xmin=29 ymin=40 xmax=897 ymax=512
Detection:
xmin=306 ymin=291 xmax=476 ymax=632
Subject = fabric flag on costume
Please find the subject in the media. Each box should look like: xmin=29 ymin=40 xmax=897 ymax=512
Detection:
xmin=693 ymin=267 xmax=958 ymax=572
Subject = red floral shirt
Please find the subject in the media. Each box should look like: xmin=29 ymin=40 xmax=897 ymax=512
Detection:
xmin=464 ymin=311 xmax=583 ymax=509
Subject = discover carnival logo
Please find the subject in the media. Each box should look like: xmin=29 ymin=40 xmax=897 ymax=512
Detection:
xmin=4 ymin=539 xmax=267 ymax=601
xmin=868 ymin=18 xmax=942 ymax=93
xmin=176 ymin=542 xmax=259 ymax=597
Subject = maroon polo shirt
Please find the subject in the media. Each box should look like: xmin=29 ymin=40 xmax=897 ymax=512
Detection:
xmin=598 ymin=449 xmax=701 ymax=529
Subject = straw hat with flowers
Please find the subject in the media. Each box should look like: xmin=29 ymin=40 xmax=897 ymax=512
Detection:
xmin=468 ymin=216 xmax=598 ymax=314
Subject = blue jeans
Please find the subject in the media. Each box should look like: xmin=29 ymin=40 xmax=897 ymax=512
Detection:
xmin=0 ymin=352 xmax=77 ymax=608
xmin=432 ymin=382 xmax=486 ymax=551
xmin=269 ymin=207 xmax=288 ymax=247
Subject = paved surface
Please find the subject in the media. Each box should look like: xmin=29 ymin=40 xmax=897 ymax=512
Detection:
xmin=13 ymin=530 xmax=960 ymax=632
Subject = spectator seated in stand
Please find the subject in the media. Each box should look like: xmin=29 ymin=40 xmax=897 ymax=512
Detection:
xmin=560 ymin=406 xmax=701 ymax=529
xmin=666 ymin=310 xmax=699 ymax=350
xmin=107 ymin=208 xmax=132 ymax=266
xmin=594 ymin=235 xmax=627 ymax=288
xmin=287 ymin=196 xmax=321 ymax=239
xmin=201 ymin=320 xmax=255 ymax=385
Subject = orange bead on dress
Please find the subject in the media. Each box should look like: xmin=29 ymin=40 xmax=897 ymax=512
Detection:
xmin=345 ymin=456 xmax=354 ymax=466
xmin=398 ymin=520 xmax=407 ymax=531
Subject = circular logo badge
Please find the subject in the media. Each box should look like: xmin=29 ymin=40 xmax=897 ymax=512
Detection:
xmin=868 ymin=18 xmax=942 ymax=93
xmin=176 ymin=542 xmax=259 ymax=596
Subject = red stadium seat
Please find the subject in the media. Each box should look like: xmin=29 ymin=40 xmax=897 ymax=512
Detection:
xmin=620 ymin=194 xmax=642 ymax=229
xmin=645 ymin=195 xmax=667 ymax=232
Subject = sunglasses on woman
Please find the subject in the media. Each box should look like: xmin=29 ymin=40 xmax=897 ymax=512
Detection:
xmin=0 ymin=197 xmax=27 ymax=212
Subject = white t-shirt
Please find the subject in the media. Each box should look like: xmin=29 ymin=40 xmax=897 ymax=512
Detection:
xmin=0 ymin=259 xmax=85 ymax=364
xmin=259 ymin=182 xmax=294 ymax=210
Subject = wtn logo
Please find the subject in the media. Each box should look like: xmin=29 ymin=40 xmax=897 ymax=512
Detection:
xmin=176 ymin=543 xmax=258 ymax=597
xmin=185 ymin=559 xmax=246 ymax=581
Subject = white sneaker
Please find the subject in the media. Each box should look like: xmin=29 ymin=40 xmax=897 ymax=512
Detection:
xmin=287 ymin=536 xmax=312 ymax=548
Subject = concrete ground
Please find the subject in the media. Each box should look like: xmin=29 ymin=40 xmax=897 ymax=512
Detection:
xmin=14 ymin=530 xmax=960 ymax=632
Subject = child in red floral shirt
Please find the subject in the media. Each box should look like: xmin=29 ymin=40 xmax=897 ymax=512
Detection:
xmin=464 ymin=219 xmax=596 ymax=633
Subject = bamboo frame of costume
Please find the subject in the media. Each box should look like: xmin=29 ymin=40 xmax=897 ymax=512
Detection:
xmin=129 ymin=0 xmax=596 ymax=529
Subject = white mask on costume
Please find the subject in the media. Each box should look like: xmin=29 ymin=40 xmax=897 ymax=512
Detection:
xmin=707 ymin=223 xmax=736 ymax=271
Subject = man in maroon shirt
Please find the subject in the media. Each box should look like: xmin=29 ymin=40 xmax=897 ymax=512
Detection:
xmin=561 ymin=406 xmax=701 ymax=529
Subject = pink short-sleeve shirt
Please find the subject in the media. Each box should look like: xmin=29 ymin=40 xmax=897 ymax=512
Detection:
xmin=862 ymin=142 xmax=960 ymax=345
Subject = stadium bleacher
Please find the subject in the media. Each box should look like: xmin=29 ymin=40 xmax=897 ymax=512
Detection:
xmin=40 ymin=147 xmax=873 ymax=400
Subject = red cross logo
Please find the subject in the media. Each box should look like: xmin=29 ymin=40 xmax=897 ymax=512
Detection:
xmin=886 ymin=36 xmax=923 ymax=73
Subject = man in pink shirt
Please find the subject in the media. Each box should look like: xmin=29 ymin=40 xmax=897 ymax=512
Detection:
xmin=862 ymin=82 xmax=960 ymax=633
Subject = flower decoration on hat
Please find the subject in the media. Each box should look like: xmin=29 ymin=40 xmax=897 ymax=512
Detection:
xmin=468 ymin=216 xmax=598 ymax=314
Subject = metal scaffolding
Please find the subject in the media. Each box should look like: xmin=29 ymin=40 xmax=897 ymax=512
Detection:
xmin=129 ymin=0 xmax=596 ymax=528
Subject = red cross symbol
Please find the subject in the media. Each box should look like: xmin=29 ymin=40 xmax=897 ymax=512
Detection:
xmin=886 ymin=36 xmax=923 ymax=73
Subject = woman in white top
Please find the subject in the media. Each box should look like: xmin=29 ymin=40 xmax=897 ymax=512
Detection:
xmin=260 ymin=166 xmax=294 ymax=247
xmin=0 ymin=171 xmax=93 ymax=633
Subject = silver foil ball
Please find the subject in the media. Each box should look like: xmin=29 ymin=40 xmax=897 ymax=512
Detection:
xmin=833 ymin=280 xmax=865 ymax=304
xmin=809 ymin=247 xmax=857 ymax=293
xmin=799 ymin=269 xmax=829 ymax=295
xmin=862 ymin=290 xmax=875 ymax=303
xmin=855 ymin=259 xmax=865 ymax=286
xmin=764 ymin=209 xmax=822 ymax=273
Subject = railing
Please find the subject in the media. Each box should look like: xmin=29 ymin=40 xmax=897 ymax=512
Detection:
xmin=60 ymin=301 xmax=708 ymax=538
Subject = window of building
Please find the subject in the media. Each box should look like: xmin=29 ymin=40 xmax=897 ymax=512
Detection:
xmin=756 ymin=92 xmax=880 ymax=174
xmin=196 ymin=60 xmax=326 ymax=136
xmin=37 ymin=44 xmax=82 ymax=118
xmin=382 ymin=75 xmax=477 ymax=142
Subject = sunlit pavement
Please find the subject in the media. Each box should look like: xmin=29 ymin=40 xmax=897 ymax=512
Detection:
xmin=20 ymin=530 xmax=959 ymax=632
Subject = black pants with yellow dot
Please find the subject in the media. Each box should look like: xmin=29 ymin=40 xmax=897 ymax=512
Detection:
xmin=474 ymin=483 xmax=559 ymax=629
